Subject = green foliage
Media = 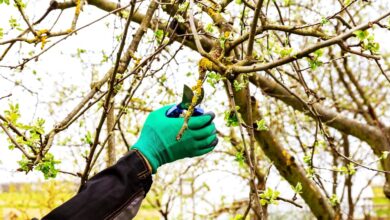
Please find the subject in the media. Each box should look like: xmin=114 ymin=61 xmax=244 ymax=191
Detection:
xmin=233 ymin=80 xmax=246 ymax=91
xmin=219 ymin=36 xmax=227 ymax=50
xmin=334 ymin=162 xmax=356 ymax=175
xmin=292 ymin=182 xmax=303 ymax=194
xmin=17 ymin=156 xmax=30 ymax=172
xmin=76 ymin=48 xmax=86 ymax=58
xmin=14 ymin=0 xmax=26 ymax=8
xmin=305 ymin=167 xmax=315 ymax=178
xmin=4 ymin=103 xmax=20 ymax=124
xmin=388 ymin=18 xmax=390 ymax=30
xmin=259 ymin=187 xmax=280 ymax=206
xmin=380 ymin=151 xmax=390 ymax=160
xmin=9 ymin=17 xmax=20 ymax=30
xmin=205 ymin=23 xmax=215 ymax=33
xmin=231 ymin=214 xmax=244 ymax=220
xmin=279 ymin=47 xmax=294 ymax=58
xmin=233 ymin=75 xmax=249 ymax=92
xmin=320 ymin=17 xmax=330 ymax=25
xmin=329 ymin=194 xmax=339 ymax=206
xmin=307 ymin=49 xmax=324 ymax=70
xmin=303 ymin=154 xmax=311 ymax=165
xmin=0 ymin=0 xmax=10 ymax=5
xmin=81 ymin=131 xmax=93 ymax=145
xmin=35 ymin=153 xmax=60 ymax=179
xmin=0 ymin=27 xmax=3 ymax=39
xmin=344 ymin=0 xmax=351 ymax=5
xmin=308 ymin=59 xmax=322 ymax=70
xmin=353 ymin=30 xmax=380 ymax=53
xmin=255 ymin=119 xmax=268 ymax=131
xmin=206 ymin=71 xmax=225 ymax=88
xmin=100 ymin=50 xmax=109 ymax=63
xmin=174 ymin=15 xmax=185 ymax=23
xmin=178 ymin=1 xmax=189 ymax=13
xmin=364 ymin=35 xmax=380 ymax=53
xmin=235 ymin=151 xmax=246 ymax=168
xmin=224 ymin=106 xmax=240 ymax=127
xmin=353 ymin=30 xmax=369 ymax=41
xmin=4 ymin=104 xmax=48 ymax=151
xmin=155 ymin=29 xmax=165 ymax=44
xmin=283 ymin=0 xmax=293 ymax=6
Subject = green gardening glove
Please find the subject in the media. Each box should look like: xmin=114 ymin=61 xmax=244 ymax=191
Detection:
xmin=131 ymin=105 xmax=218 ymax=173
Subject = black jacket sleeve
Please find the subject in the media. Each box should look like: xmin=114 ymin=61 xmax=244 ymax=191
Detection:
xmin=42 ymin=150 xmax=153 ymax=220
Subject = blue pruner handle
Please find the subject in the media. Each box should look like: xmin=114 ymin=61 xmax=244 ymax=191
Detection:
xmin=166 ymin=104 xmax=204 ymax=118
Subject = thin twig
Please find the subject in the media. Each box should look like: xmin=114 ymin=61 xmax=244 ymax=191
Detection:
xmin=14 ymin=0 xmax=37 ymax=36
xmin=0 ymin=93 xmax=11 ymax=100
xmin=246 ymin=0 xmax=264 ymax=58
xmin=9 ymin=3 xmax=133 ymax=69
xmin=0 ymin=122 xmax=33 ymax=159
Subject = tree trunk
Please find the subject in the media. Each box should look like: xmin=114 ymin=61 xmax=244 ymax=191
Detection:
xmin=230 ymin=80 xmax=336 ymax=219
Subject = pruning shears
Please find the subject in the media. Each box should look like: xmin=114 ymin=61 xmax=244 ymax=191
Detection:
xmin=166 ymin=84 xmax=204 ymax=118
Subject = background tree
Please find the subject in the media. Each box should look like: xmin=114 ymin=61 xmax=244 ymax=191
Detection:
xmin=0 ymin=0 xmax=389 ymax=219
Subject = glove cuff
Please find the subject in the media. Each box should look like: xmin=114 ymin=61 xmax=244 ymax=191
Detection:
xmin=131 ymin=144 xmax=159 ymax=174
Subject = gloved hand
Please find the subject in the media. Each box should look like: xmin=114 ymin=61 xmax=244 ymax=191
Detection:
xmin=132 ymin=105 xmax=218 ymax=173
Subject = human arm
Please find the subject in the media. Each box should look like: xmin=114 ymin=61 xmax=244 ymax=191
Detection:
xmin=42 ymin=149 xmax=152 ymax=220
xmin=42 ymin=105 xmax=218 ymax=219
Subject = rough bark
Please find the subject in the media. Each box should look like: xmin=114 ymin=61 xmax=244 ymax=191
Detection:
xmin=231 ymin=80 xmax=336 ymax=219
xmin=249 ymin=73 xmax=390 ymax=198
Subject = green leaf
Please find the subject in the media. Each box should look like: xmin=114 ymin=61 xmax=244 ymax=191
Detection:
xmin=320 ymin=17 xmax=329 ymax=25
xmin=0 ymin=0 xmax=10 ymax=4
xmin=81 ymin=131 xmax=93 ymax=145
xmin=224 ymin=107 xmax=240 ymax=127
xmin=175 ymin=15 xmax=185 ymax=23
xmin=292 ymin=182 xmax=303 ymax=194
xmin=313 ymin=49 xmax=324 ymax=58
xmin=178 ymin=2 xmax=189 ymax=13
xmin=154 ymin=29 xmax=164 ymax=44
xmin=381 ymin=151 xmax=390 ymax=160
xmin=207 ymin=71 xmax=225 ymax=88
xmin=283 ymin=0 xmax=293 ymax=6
xmin=255 ymin=119 xmax=268 ymax=131
xmin=235 ymin=151 xmax=246 ymax=168
xmin=364 ymin=41 xmax=380 ymax=53
xmin=347 ymin=163 xmax=356 ymax=175
xmin=335 ymin=163 xmax=355 ymax=175
xmin=35 ymin=153 xmax=60 ymax=179
xmin=330 ymin=194 xmax=339 ymax=206
xmin=9 ymin=17 xmax=19 ymax=29
xmin=305 ymin=167 xmax=315 ymax=178
xmin=4 ymin=103 xmax=20 ymax=124
xmin=353 ymin=30 xmax=369 ymax=41
xmin=205 ymin=23 xmax=215 ymax=33
xmin=0 ymin=27 xmax=3 ymax=39
xmin=231 ymin=214 xmax=244 ymax=220
xmin=307 ymin=58 xmax=323 ymax=70
xmin=219 ymin=36 xmax=227 ymax=49
xmin=18 ymin=156 xmax=31 ymax=172
xmin=279 ymin=47 xmax=293 ymax=58
xmin=259 ymin=187 xmax=280 ymax=205
xmin=303 ymin=154 xmax=311 ymax=165
xmin=344 ymin=0 xmax=351 ymax=5
xmin=233 ymin=80 xmax=246 ymax=91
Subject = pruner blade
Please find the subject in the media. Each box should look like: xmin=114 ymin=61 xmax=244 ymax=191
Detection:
xmin=179 ymin=84 xmax=204 ymax=109
xmin=166 ymin=84 xmax=205 ymax=118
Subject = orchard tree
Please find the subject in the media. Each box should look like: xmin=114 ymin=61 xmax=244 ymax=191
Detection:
xmin=0 ymin=0 xmax=390 ymax=219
